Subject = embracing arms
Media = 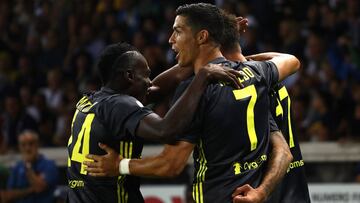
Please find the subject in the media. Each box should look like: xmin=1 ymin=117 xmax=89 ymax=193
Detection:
xmin=245 ymin=52 xmax=300 ymax=81
xmin=84 ymin=141 xmax=194 ymax=177
xmin=136 ymin=64 xmax=241 ymax=143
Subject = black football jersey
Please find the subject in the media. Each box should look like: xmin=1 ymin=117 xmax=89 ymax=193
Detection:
xmin=67 ymin=87 xmax=152 ymax=203
xmin=172 ymin=58 xmax=279 ymax=203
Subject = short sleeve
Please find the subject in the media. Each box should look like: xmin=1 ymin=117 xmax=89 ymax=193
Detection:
xmin=244 ymin=61 xmax=279 ymax=88
xmin=269 ymin=113 xmax=279 ymax=132
xmin=103 ymin=96 xmax=153 ymax=138
xmin=176 ymin=117 xmax=202 ymax=144
xmin=125 ymin=106 xmax=153 ymax=136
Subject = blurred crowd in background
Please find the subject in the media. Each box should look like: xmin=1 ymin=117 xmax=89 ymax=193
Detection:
xmin=0 ymin=0 xmax=360 ymax=154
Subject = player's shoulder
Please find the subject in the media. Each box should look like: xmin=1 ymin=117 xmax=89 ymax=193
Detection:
xmin=106 ymin=94 xmax=143 ymax=107
xmin=241 ymin=61 xmax=267 ymax=72
xmin=78 ymin=89 xmax=146 ymax=120
xmin=92 ymin=87 xmax=144 ymax=108
xmin=95 ymin=95 xmax=145 ymax=121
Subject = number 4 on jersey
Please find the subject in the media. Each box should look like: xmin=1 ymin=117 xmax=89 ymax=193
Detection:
xmin=68 ymin=113 xmax=95 ymax=175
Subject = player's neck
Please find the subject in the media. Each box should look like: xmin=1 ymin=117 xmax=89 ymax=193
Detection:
xmin=105 ymin=82 xmax=128 ymax=94
xmin=194 ymin=45 xmax=223 ymax=74
xmin=224 ymin=51 xmax=247 ymax=62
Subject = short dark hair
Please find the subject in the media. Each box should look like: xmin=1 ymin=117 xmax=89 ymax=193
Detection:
xmin=97 ymin=42 xmax=138 ymax=85
xmin=176 ymin=3 xmax=224 ymax=45
xmin=221 ymin=11 xmax=241 ymax=54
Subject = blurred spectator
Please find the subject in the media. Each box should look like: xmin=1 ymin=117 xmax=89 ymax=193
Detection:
xmin=39 ymin=29 xmax=64 ymax=71
xmin=1 ymin=94 xmax=37 ymax=151
xmin=29 ymin=92 xmax=56 ymax=147
xmin=0 ymin=52 xmax=13 ymax=98
xmin=13 ymin=55 xmax=41 ymax=91
xmin=40 ymin=69 xmax=63 ymax=113
xmin=1 ymin=130 xmax=58 ymax=203
xmin=70 ymin=51 xmax=93 ymax=94
xmin=278 ymin=19 xmax=305 ymax=59
xmin=78 ymin=23 xmax=105 ymax=60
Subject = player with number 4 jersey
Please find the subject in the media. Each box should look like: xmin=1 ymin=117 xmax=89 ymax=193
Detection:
xmin=67 ymin=90 xmax=150 ymax=202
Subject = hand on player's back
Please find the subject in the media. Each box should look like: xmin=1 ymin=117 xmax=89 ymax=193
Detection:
xmin=84 ymin=143 xmax=122 ymax=177
xmin=200 ymin=63 xmax=244 ymax=88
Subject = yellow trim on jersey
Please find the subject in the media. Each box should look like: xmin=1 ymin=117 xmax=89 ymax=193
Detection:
xmin=275 ymin=98 xmax=283 ymax=117
xmin=278 ymin=86 xmax=295 ymax=148
xmin=117 ymin=141 xmax=133 ymax=203
xmin=70 ymin=113 xmax=95 ymax=174
xmin=76 ymin=96 xmax=95 ymax=112
xmin=67 ymin=109 xmax=79 ymax=167
xmin=193 ymin=140 xmax=207 ymax=203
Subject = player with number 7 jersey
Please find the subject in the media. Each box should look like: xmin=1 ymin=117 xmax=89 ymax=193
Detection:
xmin=171 ymin=57 xmax=282 ymax=202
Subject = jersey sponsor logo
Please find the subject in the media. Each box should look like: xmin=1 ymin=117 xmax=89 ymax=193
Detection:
xmin=68 ymin=180 xmax=85 ymax=188
xmin=233 ymin=155 xmax=267 ymax=175
xmin=287 ymin=159 xmax=305 ymax=173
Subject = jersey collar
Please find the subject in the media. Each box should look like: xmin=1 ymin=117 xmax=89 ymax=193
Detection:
xmin=100 ymin=87 xmax=118 ymax=95
xmin=208 ymin=57 xmax=227 ymax=64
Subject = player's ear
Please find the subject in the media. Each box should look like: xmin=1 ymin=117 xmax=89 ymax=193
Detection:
xmin=126 ymin=69 xmax=135 ymax=81
xmin=196 ymin=30 xmax=209 ymax=45
xmin=119 ymin=69 xmax=134 ymax=84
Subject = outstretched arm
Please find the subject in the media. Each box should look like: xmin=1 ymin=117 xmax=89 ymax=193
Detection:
xmin=84 ymin=141 xmax=194 ymax=178
xmin=137 ymin=64 xmax=242 ymax=143
xmin=232 ymin=131 xmax=293 ymax=203
xmin=245 ymin=52 xmax=300 ymax=81
xmin=128 ymin=141 xmax=194 ymax=177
